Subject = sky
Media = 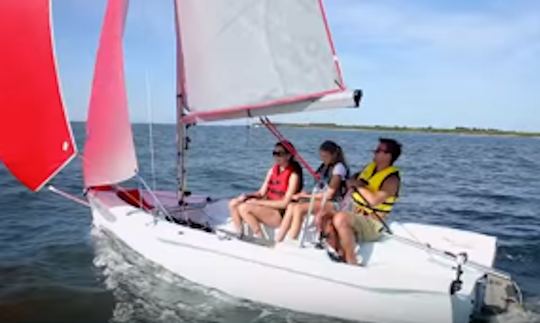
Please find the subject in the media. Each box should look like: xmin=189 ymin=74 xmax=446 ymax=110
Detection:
xmin=53 ymin=0 xmax=540 ymax=132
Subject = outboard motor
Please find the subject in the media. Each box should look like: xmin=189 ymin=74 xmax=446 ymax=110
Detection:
xmin=471 ymin=273 xmax=523 ymax=322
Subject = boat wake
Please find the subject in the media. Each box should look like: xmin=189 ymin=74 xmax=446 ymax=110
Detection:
xmin=485 ymin=299 xmax=540 ymax=323
xmin=519 ymin=297 xmax=540 ymax=323
xmin=91 ymin=228 xmax=355 ymax=323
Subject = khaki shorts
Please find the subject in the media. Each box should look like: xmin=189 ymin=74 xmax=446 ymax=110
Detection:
xmin=347 ymin=212 xmax=384 ymax=242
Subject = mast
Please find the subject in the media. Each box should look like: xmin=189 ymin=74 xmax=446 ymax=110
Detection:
xmin=174 ymin=0 xmax=188 ymax=204
xmin=176 ymin=96 xmax=188 ymax=204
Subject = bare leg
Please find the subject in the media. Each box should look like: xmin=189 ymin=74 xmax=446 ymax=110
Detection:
xmin=228 ymin=196 xmax=245 ymax=234
xmin=333 ymin=212 xmax=358 ymax=264
xmin=324 ymin=221 xmax=339 ymax=251
xmin=238 ymin=203 xmax=262 ymax=237
xmin=288 ymin=202 xmax=314 ymax=240
xmin=321 ymin=211 xmax=340 ymax=254
xmin=238 ymin=204 xmax=282 ymax=238
xmin=276 ymin=203 xmax=295 ymax=242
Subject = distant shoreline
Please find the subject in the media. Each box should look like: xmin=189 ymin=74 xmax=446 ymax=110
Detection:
xmin=70 ymin=121 xmax=539 ymax=138
xmin=267 ymin=123 xmax=540 ymax=138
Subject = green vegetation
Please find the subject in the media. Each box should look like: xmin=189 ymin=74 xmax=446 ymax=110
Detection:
xmin=269 ymin=123 xmax=540 ymax=138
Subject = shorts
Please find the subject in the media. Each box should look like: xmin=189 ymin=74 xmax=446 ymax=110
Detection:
xmin=347 ymin=212 xmax=384 ymax=242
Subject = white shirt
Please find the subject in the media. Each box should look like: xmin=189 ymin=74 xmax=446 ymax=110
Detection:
xmin=332 ymin=162 xmax=347 ymax=180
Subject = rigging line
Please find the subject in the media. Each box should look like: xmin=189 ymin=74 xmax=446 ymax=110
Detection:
xmin=260 ymin=117 xmax=320 ymax=181
xmin=142 ymin=0 xmax=156 ymax=192
xmin=263 ymin=116 xmax=287 ymax=141
xmin=244 ymin=118 xmax=256 ymax=180
xmin=48 ymin=167 xmax=156 ymax=216
xmin=77 ymin=154 xmax=164 ymax=221
xmin=262 ymin=117 xmax=319 ymax=180
xmin=261 ymin=117 xmax=285 ymax=141
xmin=367 ymin=207 xmax=466 ymax=272
xmin=135 ymin=174 xmax=172 ymax=220
xmin=244 ymin=115 xmax=252 ymax=147
xmin=259 ymin=116 xmax=284 ymax=141
xmin=48 ymin=185 xmax=90 ymax=208
xmin=145 ymin=70 xmax=157 ymax=191
xmin=338 ymin=190 xmax=436 ymax=261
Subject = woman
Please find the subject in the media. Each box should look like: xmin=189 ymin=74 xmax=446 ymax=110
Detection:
xmin=229 ymin=141 xmax=303 ymax=238
xmin=275 ymin=140 xmax=348 ymax=242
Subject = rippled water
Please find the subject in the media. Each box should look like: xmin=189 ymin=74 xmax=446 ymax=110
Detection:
xmin=1 ymin=123 xmax=539 ymax=323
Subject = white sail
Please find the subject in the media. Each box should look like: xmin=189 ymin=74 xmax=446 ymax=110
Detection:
xmin=174 ymin=0 xmax=355 ymax=123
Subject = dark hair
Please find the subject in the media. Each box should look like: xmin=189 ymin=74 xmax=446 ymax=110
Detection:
xmin=275 ymin=141 xmax=304 ymax=192
xmin=319 ymin=140 xmax=348 ymax=170
xmin=379 ymin=138 xmax=402 ymax=164
xmin=318 ymin=140 xmax=350 ymax=196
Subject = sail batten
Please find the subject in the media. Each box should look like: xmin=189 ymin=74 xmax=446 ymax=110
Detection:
xmin=175 ymin=0 xmax=352 ymax=123
xmin=83 ymin=0 xmax=137 ymax=188
xmin=0 ymin=0 xmax=77 ymax=191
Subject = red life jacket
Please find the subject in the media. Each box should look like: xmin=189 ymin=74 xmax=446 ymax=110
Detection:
xmin=266 ymin=164 xmax=294 ymax=200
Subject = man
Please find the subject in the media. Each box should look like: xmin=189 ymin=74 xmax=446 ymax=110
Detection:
xmin=318 ymin=138 xmax=402 ymax=265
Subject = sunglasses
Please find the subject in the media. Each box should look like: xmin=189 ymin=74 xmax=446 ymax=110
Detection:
xmin=272 ymin=150 xmax=288 ymax=157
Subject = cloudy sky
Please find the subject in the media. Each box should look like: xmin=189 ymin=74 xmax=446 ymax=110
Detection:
xmin=53 ymin=0 xmax=539 ymax=131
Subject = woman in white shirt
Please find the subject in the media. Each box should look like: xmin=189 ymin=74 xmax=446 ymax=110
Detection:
xmin=276 ymin=140 xmax=348 ymax=242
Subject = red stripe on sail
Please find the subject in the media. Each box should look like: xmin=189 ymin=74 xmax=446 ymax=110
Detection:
xmin=317 ymin=0 xmax=346 ymax=89
xmin=0 ymin=0 xmax=76 ymax=191
xmin=83 ymin=0 xmax=137 ymax=187
xmin=181 ymin=88 xmax=345 ymax=124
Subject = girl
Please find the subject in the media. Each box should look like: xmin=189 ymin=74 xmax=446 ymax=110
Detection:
xmin=229 ymin=141 xmax=303 ymax=238
xmin=276 ymin=140 xmax=348 ymax=242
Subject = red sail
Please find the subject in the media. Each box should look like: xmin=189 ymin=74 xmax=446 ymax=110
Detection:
xmin=83 ymin=0 xmax=137 ymax=187
xmin=0 ymin=0 xmax=76 ymax=191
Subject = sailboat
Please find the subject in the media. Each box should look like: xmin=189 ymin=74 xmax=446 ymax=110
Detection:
xmin=0 ymin=1 xmax=524 ymax=322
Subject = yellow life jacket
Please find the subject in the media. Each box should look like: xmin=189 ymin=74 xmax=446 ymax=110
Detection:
xmin=351 ymin=162 xmax=400 ymax=215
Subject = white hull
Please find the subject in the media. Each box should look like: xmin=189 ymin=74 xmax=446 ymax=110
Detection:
xmin=88 ymin=190 xmax=511 ymax=323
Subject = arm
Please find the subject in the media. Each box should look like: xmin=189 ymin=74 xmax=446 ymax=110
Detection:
xmin=302 ymin=174 xmax=341 ymax=200
xmin=247 ymin=173 xmax=300 ymax=209
xmin=324 ymin=174 xmax=341 ymax=200
xmin=305 ymin=163 xmax=347 ymax=200
xmin=256 ymin=168 xmax=273 ymax=197
xmin=346 ymin=172 xmax=367 ymax=190
xmin=239 ymin=168 xmax=272 ymax=201
xmin=292 ymin=191 xmax=310 ymax=200
xmin=355 ymin=175 xmax=399 ymax=206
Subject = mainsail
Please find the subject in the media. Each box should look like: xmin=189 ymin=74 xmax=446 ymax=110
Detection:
xmin=83 ymin=0 xmax=137 ymax=188
xmin=0 ymin=0 xmax=76 ymax=191
xmin=175 ymin=0 xmax=356 ymax=124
